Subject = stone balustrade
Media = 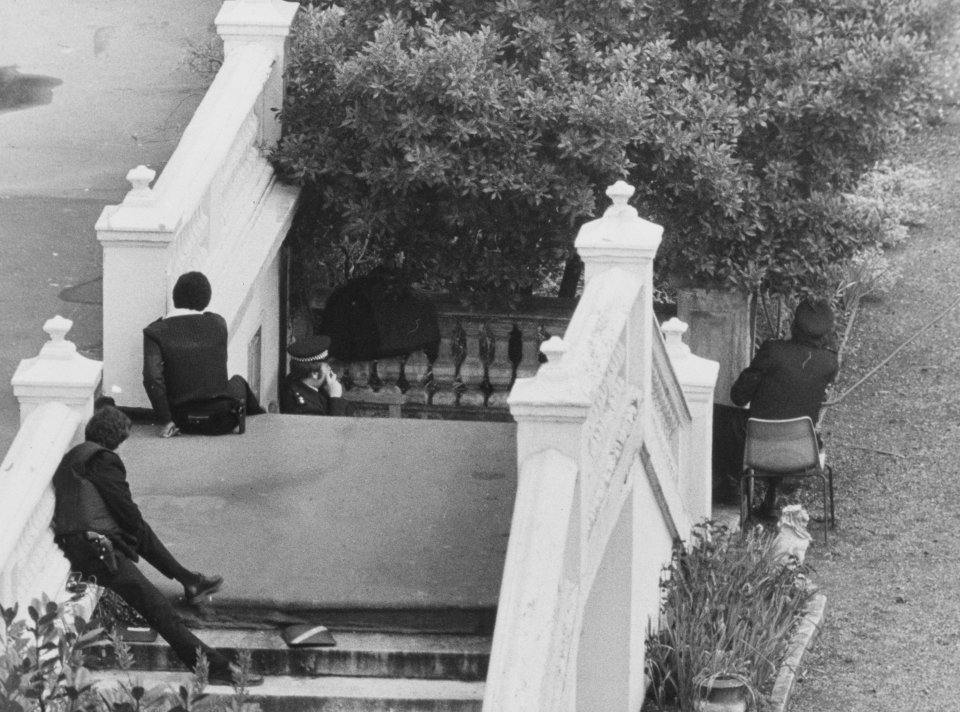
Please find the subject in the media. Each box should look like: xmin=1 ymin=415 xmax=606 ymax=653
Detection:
xmin=483 ymin=183 xmax=719 ymax=712
xmin=305 ymin=295 xmax=576 ymax=420
xmin=96 ymin=0 xmax=300 ymax=413
xmin=0 ymin=318 xmax=102 ymax=615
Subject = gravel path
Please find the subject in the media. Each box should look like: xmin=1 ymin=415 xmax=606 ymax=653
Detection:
xmin=789 ymin=108 xmax=960 ymax=711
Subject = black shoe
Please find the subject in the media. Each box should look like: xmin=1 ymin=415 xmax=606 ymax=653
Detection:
xmin=208 ymin=663 xmax=264 ymax=687
xmin=184 ymin=573 xmax=223 ymax=604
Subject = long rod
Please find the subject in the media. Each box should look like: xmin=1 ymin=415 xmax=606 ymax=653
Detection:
xmin=823 ymin=292 xmax=960 ymax=408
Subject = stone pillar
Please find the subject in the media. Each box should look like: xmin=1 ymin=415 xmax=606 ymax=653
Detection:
xmin=675 ymin=287 xmax=752 ymax=503
xmin=675 ymin=287 xmax=752 ymax=406
xmin=96 ymin=165 xmax=172 ymax=409
xmin=216 ymin=0 xmax=300 ymax=149
xmin=575 ymin=181 xmax=663 ymax=393
xmin=11 ymin=316 xmax=103 ymax=439
xmin=661 ymin=318 xmax=720 ymax=522
xmin=574 ymin=182 xmax=664 ymax=712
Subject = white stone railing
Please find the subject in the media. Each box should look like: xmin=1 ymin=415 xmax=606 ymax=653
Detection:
xmin=96 ymin=0 xmax=300 ymax=412
xmin=484 ymin=183 xmax=718 ymax=712
xmin=0 ymin=318 xmax=102 ymax=616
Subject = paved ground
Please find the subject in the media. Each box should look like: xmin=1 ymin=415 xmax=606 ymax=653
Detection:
xmin=124 ymin=415 xmax=516 ymax=622
xmin=0 ymin=0 xmax=221 ymax=454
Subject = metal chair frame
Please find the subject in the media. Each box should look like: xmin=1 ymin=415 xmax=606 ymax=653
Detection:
xmin=739 ymin=416 xmax=835 ymax=543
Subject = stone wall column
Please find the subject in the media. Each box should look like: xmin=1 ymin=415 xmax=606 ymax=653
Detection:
xmin=575 ymin=181 xmax=663 ymax=394
xmin=675 ymin=287 xmax=752 ymax=406
xmin=216 ymin=0 xmax=300 ymax=149
xmin=661 ymin=318 xmax=720 ymax=521
xmin=11 ymin=316 xmax=103 ymax=441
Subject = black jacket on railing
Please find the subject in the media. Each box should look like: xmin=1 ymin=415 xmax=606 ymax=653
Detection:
xmin=143 ymin=312 xmax=232 ymax=423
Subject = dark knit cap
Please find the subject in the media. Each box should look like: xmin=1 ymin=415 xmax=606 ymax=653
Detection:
xmin=172 ymin=271 xmax=212 ymax=310
xmin=287 ymin=335 xmax=333 ymax=364
xmin=792 ymin=299 xmax=835 ymax=339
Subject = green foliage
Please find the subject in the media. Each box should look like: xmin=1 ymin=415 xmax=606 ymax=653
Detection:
xmin=274 ymin=0 xmax=958 ymax=306
xmin=0 ymin=598 xmax=253 ymax=712
xmin=645 ymin=522 xmax=816 ymax=711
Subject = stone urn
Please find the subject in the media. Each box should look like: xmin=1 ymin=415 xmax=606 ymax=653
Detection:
xmin=695 ymin=675 xmax=749 ymax=712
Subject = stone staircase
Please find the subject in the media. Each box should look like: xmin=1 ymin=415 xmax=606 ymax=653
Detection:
xmin=90 ymin=623 xmax=489 ymax=712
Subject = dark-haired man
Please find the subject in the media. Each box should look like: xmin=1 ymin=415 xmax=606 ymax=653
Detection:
xmin=143 ymin=271 xmax=264 ymax=437
xmin=51 ymin=402 xmax=262 ymax=686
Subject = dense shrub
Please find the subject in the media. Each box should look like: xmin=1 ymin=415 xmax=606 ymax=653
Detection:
xmin=273 ymin=0 xmax=957 ymax=306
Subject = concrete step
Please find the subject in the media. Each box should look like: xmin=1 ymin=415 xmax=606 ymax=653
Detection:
xmin=95 ymin=627 xmax=490 ymax=681
xmin=91 ymin=670 xmax=484 ymax=712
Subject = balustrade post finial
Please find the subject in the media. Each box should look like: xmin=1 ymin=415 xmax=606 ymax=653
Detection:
xmin=124 ymin=165 xmax=157 ymax=206
xmin=661 ymin=317 xmax=691 ymax=358
xmin=603 ymin=181 xmax=638 ymax=219
xmin=40 ymin=316 xmax=78 ymax=359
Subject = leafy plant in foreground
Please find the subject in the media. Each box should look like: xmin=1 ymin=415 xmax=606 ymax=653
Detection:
xmin=645 ymin=522 xmax=816 ymax=711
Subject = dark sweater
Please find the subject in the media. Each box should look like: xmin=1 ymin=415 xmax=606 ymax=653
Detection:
xmin=143 ymin=313 xmax=231 ymax=423
xmin=730 ymin=338 xmax=839 ymax=423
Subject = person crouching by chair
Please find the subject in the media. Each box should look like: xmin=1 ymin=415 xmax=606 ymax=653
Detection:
xmin=730 ymin=299 xmax=839 ymax=518
xmin=143 ymin=271 xmax=265 ymax=438
xmin=280 ymin=335 xmax=352 ymax=416
xmin=51 ymin=398 xmax=263 ymax=686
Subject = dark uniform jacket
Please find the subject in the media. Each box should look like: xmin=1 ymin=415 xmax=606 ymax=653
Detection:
xmin=143 ymin=312 xmax=231 ymax=423
xmin=279 ymin=373 xmax=350 ymax=416
xmin=730 ymin=337 xmax=839 ymax=423
xmin=51 ymin=442 xmax=144 ymax=560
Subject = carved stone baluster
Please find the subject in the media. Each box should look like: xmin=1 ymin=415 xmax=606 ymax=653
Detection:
xmin=452 ymin=318 xmax=468 ymax=405
xmin=508 ymin=322 xmax=523 ymax=389
xmin=537 ymin=324 xmax=552 ymax=364
xmin=369 ymin=360 xmax=382 ymax=392
xmin=341 ymin=364 xmax=354 ymax=391
xmin=424 ymin=349 xmax=440 ymax=405
xmin=397 ymin=353 xmax=410 ymax=394
xmin=478 ymin=321 xmax=496 ymax=406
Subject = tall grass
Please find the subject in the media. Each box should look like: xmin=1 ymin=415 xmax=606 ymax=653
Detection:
xmin=645 ymin=522 xmax=816 ymax=711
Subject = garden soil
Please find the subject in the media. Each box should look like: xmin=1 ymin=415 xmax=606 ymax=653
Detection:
xmin=788 ymin=105 xmax=960 ymax=711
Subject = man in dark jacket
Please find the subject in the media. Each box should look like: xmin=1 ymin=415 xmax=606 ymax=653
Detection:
xmin=52 ymin=400 xmax=262 ymax=686
xmin=730 ymin=299 xmax=839 ymax=516
xmin=143 ymin=272 xmax=263 ymax=437
xmin=280 ymin=335 xmax=351 ymax=416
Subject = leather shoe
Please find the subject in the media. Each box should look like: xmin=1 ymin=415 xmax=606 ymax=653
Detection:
xmin=208 ymin=662 xmax=264 ymax=687
xmin=184 ymin=573 xmax=223 ymax=604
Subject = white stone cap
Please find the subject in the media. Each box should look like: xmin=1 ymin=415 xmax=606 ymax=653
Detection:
xmin=508 ymin=336 xmax=591 ymax=422
xmin=216 ymin=0 xmax=300 ymax=41
xmin=661 ymin=317 xmax=719 ymax=391
xmin=95 ymin=165 xmax=178 ymax=236
xmin=575 ymin=181 xmax=664 ymax=259
xmin=11 ymin=316 xmax=102 ymax=396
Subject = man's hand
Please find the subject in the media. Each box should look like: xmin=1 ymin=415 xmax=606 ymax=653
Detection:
xmin=160 ymin=421 xmax=180 ymax=438
xmin=325 ymin=370 xmax=343 ymax=398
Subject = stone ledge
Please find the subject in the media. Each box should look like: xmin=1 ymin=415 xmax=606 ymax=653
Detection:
xmin=770 ymin=592 xmax=827 ymax=712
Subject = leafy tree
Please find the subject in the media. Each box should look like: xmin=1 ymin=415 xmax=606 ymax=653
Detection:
xmin=273 ymin=0 xmax=957 ymax=306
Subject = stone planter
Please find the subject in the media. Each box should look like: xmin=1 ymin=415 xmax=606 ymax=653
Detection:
xmin=298 ymin=292 xmax=577 ymax=420
xmin=695 ymin=676 xmax=749 ymax=712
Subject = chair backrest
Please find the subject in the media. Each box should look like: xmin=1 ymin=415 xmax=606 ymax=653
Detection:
xmin=743 ymin=417 xmax=820 ymax=474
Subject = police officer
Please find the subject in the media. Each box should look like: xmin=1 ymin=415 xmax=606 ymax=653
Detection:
xmin=280 ymin=335 xmax=351 ymax=416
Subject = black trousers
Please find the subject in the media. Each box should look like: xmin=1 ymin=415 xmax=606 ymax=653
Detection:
xmin=56 ymin=524 xmax=231 ymax=674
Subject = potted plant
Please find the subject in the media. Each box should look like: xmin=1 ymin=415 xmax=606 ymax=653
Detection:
xmin=692 ymin=650 xmax=757 ymax=712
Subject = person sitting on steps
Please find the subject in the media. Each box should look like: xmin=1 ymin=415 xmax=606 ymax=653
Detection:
xmin=143 ymin=271 xmax=265 ymax=437
xmin=730 ymin=298 xmax=839 ymax=519
xmin=51 ymin=398 xmax=263 ymax=686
